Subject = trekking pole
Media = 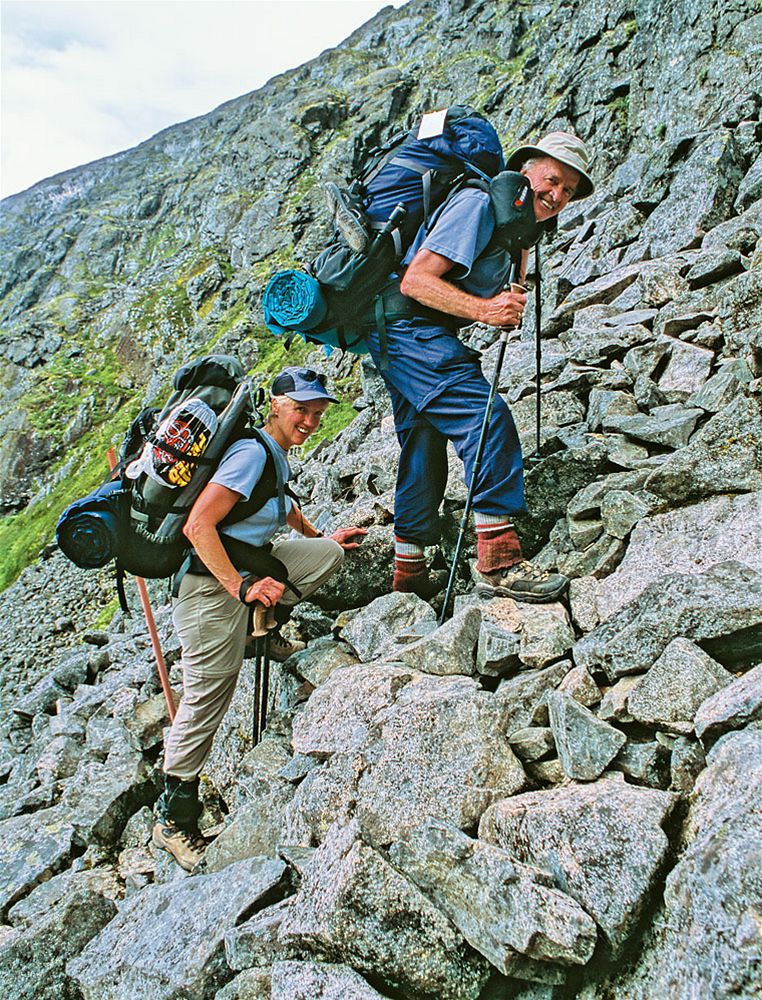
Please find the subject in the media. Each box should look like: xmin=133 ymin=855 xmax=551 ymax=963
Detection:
xmin=107 ymin=449 xmax=176 ymax=721
xmin=439 ymin=262 xmax=523 ymax=626
xmin=252 ymin=636 xmax=263 ymax=745
xmin=533 ymin=241 xmax=543 ymax=459
xmin=259 ymin=632 xmax=271 ymax=742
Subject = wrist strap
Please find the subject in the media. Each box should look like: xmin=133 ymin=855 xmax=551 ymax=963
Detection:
xmin=239 ymin=575 xmax=258 ymax=605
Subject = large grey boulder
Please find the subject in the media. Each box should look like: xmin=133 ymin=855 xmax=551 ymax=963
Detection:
xmin=291 ymin=663 xmax=421 ymax=757
xmin=281 ymin=752 xmax=361 ymax=847
xmin=278 ymin=822 xmax=490 ymax=1000
xmin=310 ymin=525 xmax=395 ymax=612
xmin=546 ymin=690 xmax=626 ymax=780
xmin=340 ymin=592 xmax=436 ymax=662
xmin=645 ymin=395 xmax=762 ymax=504
xmin=596 ymin=492 xmax=762 ymax=620
xmin=0 ymin=805 xmax=76 ymax=917
xmin=68 ymin=856 xmax=287 ymax=999
xmin=61 ymin=743 xmax=154 ymax=845
xmin=355 ymin=674 xmax=526 ymax=845
xmin=0 ymin=888 xmax=117 ymax=1000
xmin=270 ymin=960 xmax=389 ymax=999
xmin=694 ymin=662 xmax=762 ymax=740
xmin=626 ymin=638 xmax=734 ymax=731
xmin=397 ymin=607 xmax=481 ymax=675
xmin=578 ymin=729 xmax=762 ymax=999
xmin=574 ymin=562 xmax=762 ymax=680
xmin=389 ymin=818 xmax=597 ymax=974
xmin=479 ymin=775 xmax=676 ymax=952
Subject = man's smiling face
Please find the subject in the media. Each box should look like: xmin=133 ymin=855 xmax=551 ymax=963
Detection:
xmin=522 ymin=155 xmax=581 ymax=221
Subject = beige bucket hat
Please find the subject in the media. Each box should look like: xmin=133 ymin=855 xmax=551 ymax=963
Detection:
xmin=506 ymin=131 xmax=594 ymax=200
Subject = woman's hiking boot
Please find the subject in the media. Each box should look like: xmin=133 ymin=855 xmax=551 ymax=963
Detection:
xmin=268 ymin=630 xmax=307 ymax=662
xmin=152 ymin=820 xmax=207 ymax=872
xmin=153 ymin=773 xmax=206 ymax=871
xmin=472 ymin=560 xmax=569 ymax=603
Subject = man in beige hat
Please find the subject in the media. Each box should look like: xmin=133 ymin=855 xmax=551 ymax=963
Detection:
xmin=363 ymin=130 xmax=594 ymax=602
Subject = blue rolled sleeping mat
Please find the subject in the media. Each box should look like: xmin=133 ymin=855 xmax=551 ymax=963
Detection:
xmin=262 ymin=271 xmax=327 ymax=336
xmin=56 ymin=479 xmax=124 ymax=569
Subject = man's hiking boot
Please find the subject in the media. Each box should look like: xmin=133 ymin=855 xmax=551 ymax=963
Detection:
xmin=268 ymin=631 xmax=307 ymax=663
xmin=473 ymin=560 xmax=569 ymax=603
xmin=324 ymin=181 xmax=369 ymax=253
xmin=152 ymin=820 xmax=206 ymax=872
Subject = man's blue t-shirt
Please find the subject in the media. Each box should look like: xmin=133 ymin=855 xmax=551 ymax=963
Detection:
xmin=211 ymin=430 xmax=293 ymax=548
xmin=402 ymin=187 xmax=513 ymax=298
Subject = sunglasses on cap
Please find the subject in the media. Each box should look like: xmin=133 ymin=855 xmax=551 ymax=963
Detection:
xmin=294 ymin=368 xmax=327 ymax=386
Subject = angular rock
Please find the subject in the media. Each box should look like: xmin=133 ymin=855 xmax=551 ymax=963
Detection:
xmin=202 ymin=776 xmax=295 ymax=873
xmin=685 ymin=247 xmax=746 ymax=289
xmin=291 ymin=663 xmax=419 ymax=757
xmin=694 ymin=662 xmax=762 ymax=740
xmin=270 ymin=960 xmax=389 ymax=999
xmin=480 ymin=775 xmax=675 ymax=952
xmin=579 ymin=730 xmax=762 ymax=997
xmin=558 ymin=665 xmax=601 ymax=707
xmin=121 ymin=692 xmax=175 ymax=750
xmin=0 ymin=805 xmax=75 ymax=917
xmin=688 ymin=358 xmax=754 ymax=413
xmin=281 ymin=752 xmax=361 ymax=847
xmin=495 ymin=661 xmax=569 ymax=735
xmin=670 ymin=736 xmax=707 ymax=794
xmin=287 ymin=638 xmax=358 ymax=688
xmin=340 ymin=592 xmax=436 ymax=662
xmin=215 ymin=967 xmax=270 ymax=1000
xmin=603 ymin=403 xmax=703 ymax=448
xmin=279 ymin=822 xmax=489 ymax=1000
xmin=518 ymin=603 xmax=575 ymax=669
xmin=61 ymin=743 xmax=154 ymax=845
xmin=596 ymin=492 xmax=762 ymax=621
xmin=546 ymin=690 xmax=626 ymax=781
xmin=508 ymin=727 xmax=555 ymax=763
xmin=12 ymin=675 xmax=68 ymax=720
xmin=627 ymin=638 xmax=734 ymax=731
xmin=311 ymin=525 xmax=395 ymax=612
xmin=0 ymin=888 xmax=117 ymax=1000
xmin=398 ymin=607 xmax=481 ymax=675
xmin=645 ymin=394 xmax=762 ymax=504
xmin=568 ymin=576 xmax=600 ymax=633
xmin=68 ymin=856 xmax=287 ymax=999
xmin=612 ymin=741 xmax=671 ymax=789
xmin=225 ymin=898 xmax=294 ymax=971
xmin=476 ymin=617 xmax=522 ymax=676
xmin=7 ymin=865 xmax=120 ymax=928
xmin=574 ymin=562 xmax=762 ymax=680
xmin=356 ymin=675 xmax=526 ymax=844
xmin=599 ymin=489 xmax=654 ymax=539
xmin=655 ymin=336 xmax=714 ymax=401
xmin=390 ymin=818 xmax=597 ymax=972
xmin=597 ymin=677 xmax=640 ymax=723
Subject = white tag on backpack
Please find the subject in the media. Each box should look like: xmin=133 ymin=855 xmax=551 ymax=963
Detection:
xmin=417 ymin=109 xmax=447 ymax=140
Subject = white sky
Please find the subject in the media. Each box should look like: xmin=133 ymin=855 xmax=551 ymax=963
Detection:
xmin=1 ymin=0 xmax=406 ymax=199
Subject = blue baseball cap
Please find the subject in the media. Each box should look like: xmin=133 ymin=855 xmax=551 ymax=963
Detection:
xmin=271 ymin=366 xmax=338 ymax=403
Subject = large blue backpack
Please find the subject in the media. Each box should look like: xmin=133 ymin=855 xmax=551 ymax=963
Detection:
xmin=263 ymin=106 xmax=544 ymax=358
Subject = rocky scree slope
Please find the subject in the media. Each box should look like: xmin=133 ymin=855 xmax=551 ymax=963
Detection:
xmin=1 ymin=0 xmax=762 ymax=997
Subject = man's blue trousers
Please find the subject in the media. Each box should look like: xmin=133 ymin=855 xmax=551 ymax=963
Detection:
xmin=366 ymin=319 xmax=527 ymax=547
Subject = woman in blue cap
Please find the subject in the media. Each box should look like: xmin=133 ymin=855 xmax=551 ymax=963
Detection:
xmin=153 ymin=366 xmax=366 ymax=870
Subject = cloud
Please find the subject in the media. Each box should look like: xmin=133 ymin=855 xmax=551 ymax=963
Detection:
xmin=1 ymin=0 xmax=404 ymax=198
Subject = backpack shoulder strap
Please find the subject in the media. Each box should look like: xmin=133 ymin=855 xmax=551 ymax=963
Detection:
xmin=221 ymin=427 xmax=291 ymax=528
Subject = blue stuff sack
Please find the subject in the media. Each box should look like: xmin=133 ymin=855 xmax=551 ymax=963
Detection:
xmin=56 ymin=479 xmax=125 ymax=569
